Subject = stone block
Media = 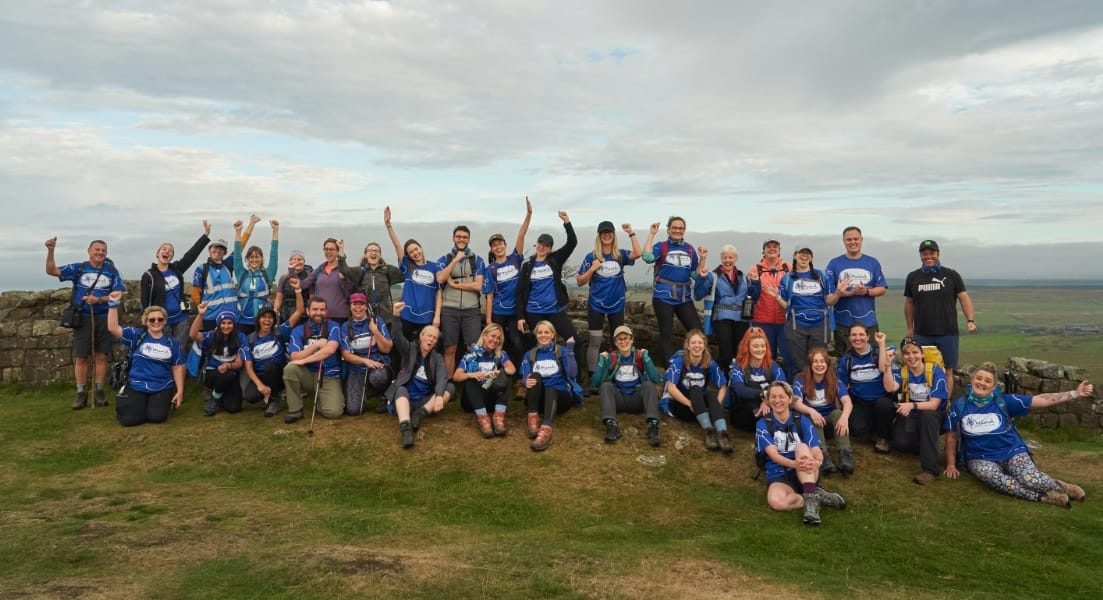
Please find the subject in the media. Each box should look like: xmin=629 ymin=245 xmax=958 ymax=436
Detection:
xmin=1006 ymin=357 xmax=1033 ymax=372
xmin=1015 ymin=374 xmax=1040 ymax=392
xmin=16 ymin=322 xmax=33 ymax=338
xmin=1057 ymin=413 xmax=1080 ymax=428
xmin=1031 ymin=362 xmax=1063 ymax=379
xmin=32 ymin=320 xmax=58 ymax=336
xmin=1039 ymin=379 xmax=1060 ymax=393
xmin=1063 ymin=366 xmax=1087 ymax=381
xmin=2 ymin=367 xmax=22 ymax=382
xmin=1033 ymin=413 xmax=1058 ymax=428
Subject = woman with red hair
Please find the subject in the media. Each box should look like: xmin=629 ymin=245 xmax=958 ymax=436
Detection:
xmin=727 ymin=327 xmax=786 ymax=431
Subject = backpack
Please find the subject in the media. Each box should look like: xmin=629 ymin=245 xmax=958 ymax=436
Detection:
xmin=602 ymin=349 xmax=646 ymax=383
xmin=841 ymin=344 xmax=880 ymax=386
xmin=653 ymin=241 xmax=698 ymax=282
xmin=756 ymin=263 xmax=790 ymax=277
xmin=111 ymin=329 xmax=149 ymax=393
xmin=743 ymin=364 xmax=776 ymax=391
xmin=754 ymin=414 xmax=804 ymax=480
xmin=898 ymin=345 xmax=945 ymax=403
xmin=445 ymin=251 xmax=478 ymax=277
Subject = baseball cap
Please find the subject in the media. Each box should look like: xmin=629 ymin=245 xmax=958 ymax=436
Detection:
xmin=613 ymin=325 xmax=634 ymax=338
xmin=209 ymin=239 xmax=229 ymax=250
xmin=795 ymin=247 xmax=813 ymax=257
xmin=349 ymin=292 xmax=368 ymax=304
xmin=537 ymin=233 xmax=554 ymax=247
xmin=488 ymin=233 xmax=506 ymax=246
xmin=919 ymin=240 xmax=939 ymax=252
xmin=597 ymin=221 xmax=615 ymax=234
xmin=762 ymin=239 xmax=781 ymax=249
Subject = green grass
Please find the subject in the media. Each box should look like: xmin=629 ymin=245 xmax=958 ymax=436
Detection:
xmin=0 ymin=382 xmax=1101 ymax=599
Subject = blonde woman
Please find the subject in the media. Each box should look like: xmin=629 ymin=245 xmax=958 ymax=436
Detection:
xmin=106 ymin=291 xmax=185 ymax=426
xmin=576 ymin=221 xmax=642 ymax=384
xmin=454 ymin=323 xmax=517 ymax=437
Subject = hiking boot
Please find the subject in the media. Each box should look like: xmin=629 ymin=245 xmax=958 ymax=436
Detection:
xmin=874 ymin=438 xmax=891 ymax=454
xmin=72 ymin=390 xmax=88 ymax=410
xmin=604 ymin=419 xmax=622 ymax=443
xmin=1056 ymin=480 xmax=1086 ymax=502
xmin=203 ymin=391 xmax=218 ymax=417
xmin=410 ymin=407 xmax=428 ymax=431
xmin=476 ymin=413 xmax=494 ymax=439
xmin=718 ymin=430 xmax=733 ymax=454
xmin=284 ymin=410 xmax=303 ymax=424
xmin=813 ymin=487 xmax=847 ymax=510
xmin=93 ymin=389 xmax=108 ymax=407
xmin=1041 ymin=489 xmax=1071 ymax=509
xmin=821 ymin=451 xmax=838 ymax=475
xmin=264 ymin=398 xmax=280 ymax=418
xmin=400 ymin=421 xmax=415 ymax=449
xmin=913 ymin=471 xmax=938 ymax=486
xmin=527 ymin=413 xmax=541 ymax=439
xmin=492 ymin=410 xmax=507 ymax=436
xmin=802 ymin=494 xmax=821 ymax=526
xmin=531 ymin=425 xmax=553 ymax=451
xmin=374 ymin=399 xmax=390 ymax=414
xmin=647 ymin=419 xmax=661 ymax=447
xmin=704 ymin=428 xmax=720 ymax=452
xmin=838 ymin=449 xmax=855 ymax=475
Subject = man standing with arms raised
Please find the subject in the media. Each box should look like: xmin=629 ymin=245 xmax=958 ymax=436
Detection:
xmin=904 ymin=240 xmax=976 ymax=395
xmin=826 ymin=227 xmax=887 ymax=357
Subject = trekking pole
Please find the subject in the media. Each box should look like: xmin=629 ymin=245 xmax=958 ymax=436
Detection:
xmin=358 ymin=364 xmax=369 ymax=415
xmin=307 ymin=359 xmax=323 ymax=436
xmin=89 ymin=299 xmax=96 ymax=409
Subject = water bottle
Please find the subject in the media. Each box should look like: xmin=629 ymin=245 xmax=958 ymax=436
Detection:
xmin=741 ymin=294 xmax=755 ymax=321
xmin=702 ymin=299 xmax=713 ymax=335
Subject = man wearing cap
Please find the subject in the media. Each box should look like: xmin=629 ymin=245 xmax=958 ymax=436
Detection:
xmin=825 ymin=226 xmax=888 ymax=357
xmin=904 ymin=240 xmax=976 ymax=394
xmin=192 ymin=215 xmax=259 ymax=330
xmin=436 ymin=225 xmax=487 ymax=376
xmin=747 ymin=239 xmax=792 ymax=367
xmin=590 ymin=325 xmax=664 ymax=446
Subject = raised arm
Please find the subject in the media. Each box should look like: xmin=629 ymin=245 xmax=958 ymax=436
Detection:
xmin=514 ymin=196 xmax=533 ymax=255
xmin=45 ymin=237 xmax=59 ymax=277
xmin=176 ymin=220 xmax=212 ymax=273
xmin=641 ymin=223 xmax=660 ymax=263
xmin=266 ymin=220 xmax=280 ymax=283
xmin=384 ymin=206 xmax=403 ymax=261
xmin=623 ymin=223 xmax=642 ymax=260
xmin=1031 ymin=381 xmax=1094 ymax=409
xmin=106 ymin=290 xmax=124 ymax=339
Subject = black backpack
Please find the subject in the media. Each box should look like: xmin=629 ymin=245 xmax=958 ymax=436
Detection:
xmin=111 ymin=329 xmax=149 ymax=393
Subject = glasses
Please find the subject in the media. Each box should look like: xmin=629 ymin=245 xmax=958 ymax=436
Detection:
xmin=147 ymin=317 xmax=165 ymax=323
xmin=323 ymin=247 xmax=338 ymax=252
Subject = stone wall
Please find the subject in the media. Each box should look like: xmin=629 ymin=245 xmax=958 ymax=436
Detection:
xmin=3 ymin=286 xmax=1098 ymax=428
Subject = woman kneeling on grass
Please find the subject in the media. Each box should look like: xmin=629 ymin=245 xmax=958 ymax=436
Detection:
xmin=944 ymin=363 xmax=1092 ymax=507
xmin=106 ymin=292 xmax=185 ymax=426
xmin=757 ymin=381 xmax=847 ymax=526
xmin=520 ymin=320 xmax=582 ymax=452
xmin=662 ymin=329 xmax=731 ymax=453
xmin=454 ymin=323 xmax=516 ymax=438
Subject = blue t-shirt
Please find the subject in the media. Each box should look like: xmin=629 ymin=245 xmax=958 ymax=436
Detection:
xmin=198 ymin=330 xmax=250 ymax=371
xmin=483 ymin=251 xmax=524 ymax=316
xmin=405 ymin=353 xmax=434 ymax=401
xmin=340 ymin=317 xmax=392 ymax=373
xmin=903 ymin=365 xmax=950 ymax=409
xmin=288 ymin=320 xmax=343 ymax=378
xmin=246 ymin=323 xmax=292 ymax=375
xmin=578 ymin=250 xmax=635 ymax=314
xmin=780 ymin=270 xmax=835 ymax=328
xmin=459 ymin=346 xmax=511 ymax=375
xmin=157 ymin=268 xmax=189 ymax=325
xmin=523 ymin=259 xmax=563 ymax=315
xmin=663 ymin=354 xmax=726 ymax=393
xmin=945 ymin=395 xmax=1032 ymax=462
xmin=838 ymin=348 xmax=901 ymax=403
xmin=58 ymin=261 xmax=126 ymax=317
xmin=824 ymin=254 xmax=887 ymax=327
xmin=756 ymin=412 xmax=823 ymax=481
xmin=521 ymin=344 xmax=575 ymax=392
xmin=398 ymin=257 xmax=441 ymax=325
xmin=120 ymin=327 xmax=183 ymax=393
xmin=646 ymin=239 xmax=698 ymax=305
xmin=792 ymin=378 xmax=850 ymax=417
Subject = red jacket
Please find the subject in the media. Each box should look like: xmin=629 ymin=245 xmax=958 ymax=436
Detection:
xmin=751 ymin=258 xmax=791 ymax=325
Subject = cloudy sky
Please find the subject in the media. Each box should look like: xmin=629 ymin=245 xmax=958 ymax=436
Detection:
xmin=3 ymin=1 xmax=1102 ymax=291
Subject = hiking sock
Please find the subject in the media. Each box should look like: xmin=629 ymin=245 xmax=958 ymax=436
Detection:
xmin=714 ymin=418 xmax=729 ymax=432
xmin=94 ymin=382 xmax=104 ymax=392
xmin=803 ymin=482 xmax=817 ymax=495
xmin=494 ymin=403 xmax=507 ymax=412
xmin=696 ymin=413 xmax=713 ymax=430
xmin=474 ymin=407 xmax=488 ymax=416
xmin=76 ymin=384 xmax=87 ymax=392
xmin=212 ymin=390 xmax=223 ymax=399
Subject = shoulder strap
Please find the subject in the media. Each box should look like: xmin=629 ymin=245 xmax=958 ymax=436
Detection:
xmin=634 ymin=349 xmax=645 ymax=373
xmin=654 ymin=241 xmax=670 ymax=280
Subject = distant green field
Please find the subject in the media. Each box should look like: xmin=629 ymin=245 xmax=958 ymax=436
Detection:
xmin=625 ymin=287 xmax=1103 ymax=379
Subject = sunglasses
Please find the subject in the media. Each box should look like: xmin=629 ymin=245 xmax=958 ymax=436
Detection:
xmin=147 ymin=317 xmax=166 ymax=323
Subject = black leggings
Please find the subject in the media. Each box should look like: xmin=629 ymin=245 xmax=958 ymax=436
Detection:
xmin=652 ymin=299 xmax=702 ymax=366
xmin=243 ymin=366 xmax=285 ymax=405
xmin=461 ymin=373 xmax=511 ymax=412
xmin=669 ymin=386 xmax=723 ymax=425
xmin=204 ymin=370 xmax=243 ymax=413
xmin=491 ymin=312 xmax=526 ymax=369
xmin=712 ymin=319 xmax=748 ymax=377
xmin=525 ymin=373 xmax=573 ymax=425
xmin=116 ymin=387 xmax=174 ymax=427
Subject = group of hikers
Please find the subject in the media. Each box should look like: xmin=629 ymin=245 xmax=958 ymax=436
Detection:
xmin=45 ymin=199 xmax=1092 ymax=526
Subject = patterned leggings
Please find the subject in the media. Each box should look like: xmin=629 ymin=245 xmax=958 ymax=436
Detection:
xmin=966 ymin=452 xmax=1060 ymax=502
